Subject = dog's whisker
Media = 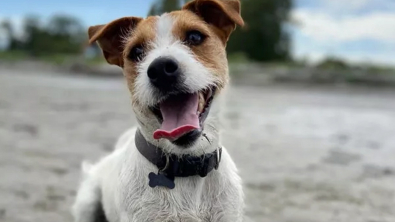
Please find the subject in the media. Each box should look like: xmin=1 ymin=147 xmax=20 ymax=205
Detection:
xmin=203 ymin=133 xmax=212 ymax=145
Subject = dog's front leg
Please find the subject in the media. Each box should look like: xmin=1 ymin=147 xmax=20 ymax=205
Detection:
xmin=72 ymin=174 xmax=108 ymax=222
xmin=208 ymin=206 xmax=244 ymax=222
xmin=207 ymin=182 xmax=244 ymax=222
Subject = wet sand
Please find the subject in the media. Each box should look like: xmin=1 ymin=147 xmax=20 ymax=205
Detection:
xmin=1 ymin=68 xmax=395 ymax=222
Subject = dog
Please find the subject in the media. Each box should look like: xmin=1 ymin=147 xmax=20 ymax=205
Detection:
xmin=72 ymin=0 xmax=245 ymax=221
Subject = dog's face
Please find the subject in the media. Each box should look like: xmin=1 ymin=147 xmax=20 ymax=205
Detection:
xmin=88 ymin=0 xmax=243 ymax=151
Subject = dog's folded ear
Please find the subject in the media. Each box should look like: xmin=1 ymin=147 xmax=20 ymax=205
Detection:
xmin=182 ymin=0 xmax=244 ymax=42
xmin=88 ymin=17 xmax=143 ymax=67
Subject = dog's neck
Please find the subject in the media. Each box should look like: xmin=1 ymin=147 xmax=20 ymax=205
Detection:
xmin=135 ymin=129 xmax=222 ymax=187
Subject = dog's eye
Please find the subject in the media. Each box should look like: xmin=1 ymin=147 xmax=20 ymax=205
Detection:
xmin=128 ymin=45 xmax=144 ymax=62
xmin=185 ymin=31 xmax=206 ymax=46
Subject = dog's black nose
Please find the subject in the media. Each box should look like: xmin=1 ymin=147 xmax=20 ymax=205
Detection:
xmin=148 ymin=57 xmax=180 ymax=90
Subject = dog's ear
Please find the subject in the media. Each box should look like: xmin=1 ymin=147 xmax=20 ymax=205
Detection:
xmin=182 ymin=0 xmax=244 ymax=42
xmin=88 ymin=17 xmax=143 ymax=67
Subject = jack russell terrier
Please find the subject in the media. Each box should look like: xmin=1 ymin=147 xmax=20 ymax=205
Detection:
xmin=72 ymin=0 xmax=245 ymax=221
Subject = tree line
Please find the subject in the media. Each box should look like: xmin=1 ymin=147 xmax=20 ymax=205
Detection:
xmin=1 ymin=15 xmax=85 ymax=56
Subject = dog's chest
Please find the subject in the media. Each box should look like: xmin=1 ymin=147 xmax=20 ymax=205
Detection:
xmin=117 ymin=163 xmax=216 ymax=222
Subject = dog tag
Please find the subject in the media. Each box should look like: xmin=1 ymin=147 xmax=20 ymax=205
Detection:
xmin=148 ymin=172 xmax=175 ymax=189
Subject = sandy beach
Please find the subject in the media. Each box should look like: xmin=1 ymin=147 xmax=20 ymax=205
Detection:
xmin=1 ymin=67 xmax=395 ymax=222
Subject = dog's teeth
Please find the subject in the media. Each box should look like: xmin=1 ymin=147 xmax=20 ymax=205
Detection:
xmin=206 ymin=89 xmax=212 ymax=100
xmin=198 ymin=92 xmax=205 ymax=113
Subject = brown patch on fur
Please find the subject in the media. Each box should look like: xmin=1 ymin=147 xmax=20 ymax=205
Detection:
xmin=170 ymin=10 xmax=230 ymax=89
xmin=182 ymin=0 xmax=244 ymax=42
xmin=123 ymin=16 xmax=158 ymax=56
xmin=122 ymin=16 xmax=158 ymax=98
xmin=88 ymin=17 xmax=142 ymax=67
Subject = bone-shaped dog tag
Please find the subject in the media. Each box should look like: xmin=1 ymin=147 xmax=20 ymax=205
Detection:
xmin=148 ymin=172 xmax=175 ymax=189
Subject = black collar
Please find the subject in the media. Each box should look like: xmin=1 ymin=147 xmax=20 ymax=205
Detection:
xmin=135 ymin=130 xmax=222 ymax=189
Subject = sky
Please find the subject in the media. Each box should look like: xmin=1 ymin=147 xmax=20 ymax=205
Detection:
xmin=1 ymin=0 xmax=395 ymax=66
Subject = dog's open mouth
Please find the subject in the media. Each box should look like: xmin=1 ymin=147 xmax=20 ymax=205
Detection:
xmin=150 ymin=87 xmax=215 ymax=142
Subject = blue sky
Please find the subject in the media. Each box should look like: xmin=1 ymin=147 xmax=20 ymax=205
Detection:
xmin=1 ymin=0 xmax=395 ymax=66
xmin=0 ymin=0 xmax=155 ymax=27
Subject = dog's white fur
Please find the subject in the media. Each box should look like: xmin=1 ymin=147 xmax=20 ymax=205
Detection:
xmin=73 ymin=11 xmax=244 ymax=222
xmin=73 ymin=126 xmax=243 ymax=222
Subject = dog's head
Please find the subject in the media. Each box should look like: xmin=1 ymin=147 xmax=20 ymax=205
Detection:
xmin=88 ymin=0 xmax=244 ymax=153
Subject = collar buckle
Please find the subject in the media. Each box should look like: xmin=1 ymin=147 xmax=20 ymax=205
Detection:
xmin=214 ymin=146 xmax=221 ymax=170
xmin=159 ymin=155 xmax=170 ymax=173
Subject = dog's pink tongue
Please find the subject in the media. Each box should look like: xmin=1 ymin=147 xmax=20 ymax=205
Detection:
xmin=153 ymin=93 xmax=200 ymax=141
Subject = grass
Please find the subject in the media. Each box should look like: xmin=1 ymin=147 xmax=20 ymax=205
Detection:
xmin=0 ymin=50 xmax=107 ymax=66
xmin=0 ymin=50 xmax=29 ymax=61
xmin=84 ymin=56 xmax=106 ymax=65
xmin=39 ymin=54 xmax=75 ymax=65
xmin=0 ymin=50 xmax=73 ymax=65
xmin=227 ymin=52 xmax=250 ymax=64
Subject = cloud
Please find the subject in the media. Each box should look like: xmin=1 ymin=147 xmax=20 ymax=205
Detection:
xmin=291 ymin=1 xmax=395 ymax=66
xmin=321 ymin=0 xmax=373 ymax=11
xmin=0 ymin=16 xmax=25 ymax=49
xmin=0 ymin=16 xmax=25 ymax=38
xmin=298 ymin=0 xmax=395 ymax=14
xmin=292 ymin=10 xmax=395 ymax=43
